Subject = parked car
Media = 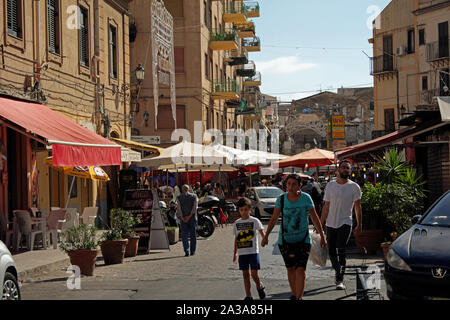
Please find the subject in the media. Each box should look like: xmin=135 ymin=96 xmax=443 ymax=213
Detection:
xmin=1 ymin=240 xmax=21 ymax=300
xmin=384 ymin=190 xmax=450 ymax=300
xmin=246 ymin=187 xmax=284 ymax=219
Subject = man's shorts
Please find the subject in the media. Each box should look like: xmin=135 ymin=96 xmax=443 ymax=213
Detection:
xmin=238 ymin=253 xmax=261 ymax=271
xmin=278 ymin=242 xmax=311 ymax=269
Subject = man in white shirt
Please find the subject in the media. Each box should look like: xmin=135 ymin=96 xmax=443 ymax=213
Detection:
xmin=320 ymin=160 xmax=362 ymax=290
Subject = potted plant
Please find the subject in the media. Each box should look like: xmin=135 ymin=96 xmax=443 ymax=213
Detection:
xmin=166 ymin=226 xmax=179 ymax=245
xmin=110 ymin=209 xmax=141 ymax=258
xmin=59 ymin=224 xmax=100 ymax=276
xmin=100 ymin=226 xmax=128 ymax=265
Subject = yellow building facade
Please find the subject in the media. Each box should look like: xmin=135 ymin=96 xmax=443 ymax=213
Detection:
xmin=371 ymin=0 xmax=449 ymax=133
xmin=0 ymin=0 xmax=131 ymax=219
xmin=130 ymin=0 xmax=262 ymax=146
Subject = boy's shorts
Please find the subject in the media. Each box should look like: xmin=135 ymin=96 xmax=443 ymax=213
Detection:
xmin=238 ymin=253 xmax=261 ymax=271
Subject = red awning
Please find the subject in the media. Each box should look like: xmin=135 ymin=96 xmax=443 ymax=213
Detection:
xmin=0 ymin=97 xmax=121 ymax=166
xmin=336 ymin=120 xmax=446 ymax=159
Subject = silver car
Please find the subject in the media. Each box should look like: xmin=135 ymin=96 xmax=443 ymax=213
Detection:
xmin=0 ymin=241 xmax=21 ymax=300
xmin=246 ymin=187 xmax=284 ymax=219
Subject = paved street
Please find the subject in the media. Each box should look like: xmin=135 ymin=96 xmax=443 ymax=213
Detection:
xmin=21 ymin=221 xmax=387 ymax=300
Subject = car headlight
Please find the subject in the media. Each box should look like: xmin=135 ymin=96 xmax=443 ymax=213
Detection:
xmin=386 ymin=248 xmax=411 ymax=271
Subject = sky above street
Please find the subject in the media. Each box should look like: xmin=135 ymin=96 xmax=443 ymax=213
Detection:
xmin=251 ymin=0 xmax=392 ymax=101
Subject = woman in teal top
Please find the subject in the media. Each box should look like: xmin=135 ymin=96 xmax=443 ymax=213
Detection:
xmin=262 ymin=174 xmax=327 ymax=300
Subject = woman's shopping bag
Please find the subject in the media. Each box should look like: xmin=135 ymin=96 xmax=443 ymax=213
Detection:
xmin=310 ymin=232 xmax=327 ymax=267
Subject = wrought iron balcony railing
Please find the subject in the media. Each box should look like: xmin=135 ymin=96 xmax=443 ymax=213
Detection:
xmin=426 ymin=40 xmax=450 ymax=62
xmin=370 ymin=55 xmax=396 ymax=75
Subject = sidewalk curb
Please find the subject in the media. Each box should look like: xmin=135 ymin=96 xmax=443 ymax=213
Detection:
xmin=19 ymin=257 xmax=71 ymax=282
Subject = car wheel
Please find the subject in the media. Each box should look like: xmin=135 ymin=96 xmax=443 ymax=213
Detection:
xmin=255 ymin=208 xmax=261 ymax=219
xmin=2 ymin=272 xmax=21 ymax=300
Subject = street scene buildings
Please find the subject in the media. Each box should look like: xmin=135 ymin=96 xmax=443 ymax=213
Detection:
xmin=0 ymin=0 xmax=449 ymax=303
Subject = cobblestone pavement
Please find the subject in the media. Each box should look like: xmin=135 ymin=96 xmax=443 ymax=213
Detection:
xmin=21 ymin=221 xmax=387 ymax=300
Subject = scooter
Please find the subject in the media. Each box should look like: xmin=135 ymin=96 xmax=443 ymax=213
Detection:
xmin=196 ymin=196 xmax=220 ymax=238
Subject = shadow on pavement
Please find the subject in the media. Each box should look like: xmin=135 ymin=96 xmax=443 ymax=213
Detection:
xmin=267 ymin=291 xmax=292 ymax=300
xmin=304 ymin=285 xmax=336 ymax=297
xmin=132 ymin=255 xmax=188 ymax=263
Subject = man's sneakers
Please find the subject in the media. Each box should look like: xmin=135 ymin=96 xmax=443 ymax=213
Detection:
xmin=257 ymin=286 xmax=266 ymax=300
xmin=290 ymin=295 xmax=297 ymax=300
xmin=243 ymin=296 xmax=253 ymax=301
xmin=336 ymin=281 xmax=346 ymax=290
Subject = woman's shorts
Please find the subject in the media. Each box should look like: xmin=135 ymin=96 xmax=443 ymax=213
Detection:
xmin=278 ymin=242 xmax=311 ymax=269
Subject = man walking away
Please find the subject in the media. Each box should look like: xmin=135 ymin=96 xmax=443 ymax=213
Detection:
xmin=320 ymin=160 xmax=362 ymax=290
xmin=177 ymin=185 xmax=198 ymax=256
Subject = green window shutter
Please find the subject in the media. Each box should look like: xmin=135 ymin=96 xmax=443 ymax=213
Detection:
xmin=48 ymin=0 xmax=56 ymax=53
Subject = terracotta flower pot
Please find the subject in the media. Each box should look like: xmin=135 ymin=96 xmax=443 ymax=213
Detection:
xmin=68 ymin=250 xmax=98 ymax=276
xmin=380 ymin=242 xmax=391 ymax=261
xmin=353 ymin=229 xmax=383 ymax=255
xmin=100 ymin=239 xmax=128 ymax=265
xmin=125 ymin=236 xmax=140 ymax=258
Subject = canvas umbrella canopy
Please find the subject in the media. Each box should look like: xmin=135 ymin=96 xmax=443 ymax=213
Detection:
xmin=276 ymin=148 xmax=335 ymax=168
xmin=211 ymin=144 xmax=289 ymax=166
xmin=136 ymin=140 xmax=231 ymax=168
xmin=46 ymin=157 xmax=110 ymax=208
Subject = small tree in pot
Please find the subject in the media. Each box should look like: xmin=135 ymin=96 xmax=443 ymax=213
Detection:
xmin=110 ymin=209 xmax=141 ymax=257
xmin=59 ymin=224 xmax=100 ymax=276
xmin=100 ymin=225 xmax=128 ymax=265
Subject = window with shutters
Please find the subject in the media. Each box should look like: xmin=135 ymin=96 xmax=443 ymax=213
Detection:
xmin=109 ymin=25 xmax=118 ymax=79
xmin=407 ymin=29 xmax=415 ymax=54
xmin=157 ymin=105 xmax=186 ymax=129
xmin=174 ymin=48 xmax=184 ymax=73
xmin=79 ymin=7 xmax=89 ymax=68
xmin=419 ymin=29 xmax=425 ymax=46
xmin=7 ymin=0 xmax=23 ymax=39
xmin=48 ymin=0 xmax=60 ymax=54
xmin=384 ymin=108 xmax=395 ymax=133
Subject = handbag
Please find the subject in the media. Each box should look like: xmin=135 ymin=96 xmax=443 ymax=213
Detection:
xmin=280 ymin=193 xmax=308 ymax=251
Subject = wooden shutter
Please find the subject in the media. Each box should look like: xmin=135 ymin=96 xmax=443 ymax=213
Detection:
xmin=109 ymin=25 xmax=117 ymax=78
xmin=438 ymin=22 xmax=449 ymax=58
xmin=79 ymin=8 xmax=89 ymax=67
xmin=48 ymin=0 xmax=56 ymax=53
xmin=7 ymin=0 xmax=21 ymax=38
xmin=174 ymin=48 xmax=184 ymax=73
xmin=157 ymin=105 xmax=186 ymax=129
xmin=384 ymin=109 xmax=395 ymax=133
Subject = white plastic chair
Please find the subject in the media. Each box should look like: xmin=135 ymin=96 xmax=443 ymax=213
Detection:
xmin=63 ymin=208 xmax=79 ymax=231
xmin=14 ymin=210 xmax=44 ymax=251
xmin=0 ymin=212 xmax=14 ymax=249
xmin=80 ymin=207 xmax=98 ymax=226
xmin=46 ymin=210 xmax=66 ymax=249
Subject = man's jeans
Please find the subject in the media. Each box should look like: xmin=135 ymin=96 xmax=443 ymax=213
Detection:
xmin=180 ymin=218 xmax=197 ymax=255
xmin=326 ymin=224 xmax=352 ymax=282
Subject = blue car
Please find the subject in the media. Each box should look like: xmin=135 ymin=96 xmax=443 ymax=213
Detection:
xmin=384 ymin=190 xmax=450 ymax=300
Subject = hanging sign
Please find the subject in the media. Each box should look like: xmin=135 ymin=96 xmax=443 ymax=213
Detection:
xmin=151 ymin=0 xmax=177 ymax=130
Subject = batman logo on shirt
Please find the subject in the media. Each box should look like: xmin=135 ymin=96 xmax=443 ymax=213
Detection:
xmin=237 ymin=229 xmax=254 ymax=242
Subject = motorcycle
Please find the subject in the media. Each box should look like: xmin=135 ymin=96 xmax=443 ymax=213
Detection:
xmin=196 ymin=196 xmax=221 ymax=238
xmin=162 ymin=197 xmax=217 ymax=238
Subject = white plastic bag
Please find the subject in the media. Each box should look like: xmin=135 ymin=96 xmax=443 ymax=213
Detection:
xmin=310 ymin=232 xmax=327 ymax=267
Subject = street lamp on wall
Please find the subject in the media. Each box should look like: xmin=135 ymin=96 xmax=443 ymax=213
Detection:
xmin=135 ymin=64 xmax=145 ymax=84
xmin=131 ymin=64 xmax=145 ymax=115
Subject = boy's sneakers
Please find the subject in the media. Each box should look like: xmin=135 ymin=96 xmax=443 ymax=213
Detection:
xmin=336 ymin=282 xmax=346 ymax=290
xmin=243 ymin=296 xmax=253 ymax=301
xmin=290 ymin=295 xmax=297 ymax=300
xmin=257 ymin=286 xmax=266 ymax=300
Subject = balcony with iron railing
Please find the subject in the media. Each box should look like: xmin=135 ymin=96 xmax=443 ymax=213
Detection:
xmin=209 ymin=29 xmax=239 ymax=51
xmin=236 ymin=61 xmax=256 ymax=77
xmin=234 ymin=21 xmax=255 ymax=38
xmin=244 ymin=2 xmax=260 ymax=18
xmin=243 ymin=71 xmax=261 ymax=87
xmin=370 ymin=55 xmax=397 ymax=75
xmin=211 ymin=79 xmax=240 ymax=100
xmin=426 ymin=40 xmax=450 ymax=62
xmin=224 ymin=46 xmax=248 ymax=66
xmin=223 ymin=1 xmax=248 ymax=24
xmin=420 ymin=88 xmax=441 ymax=106
xmin=242 ymin=36 xmax=261 ymax=52
xmin=242 ymin=86 xmax=261 ymax=107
